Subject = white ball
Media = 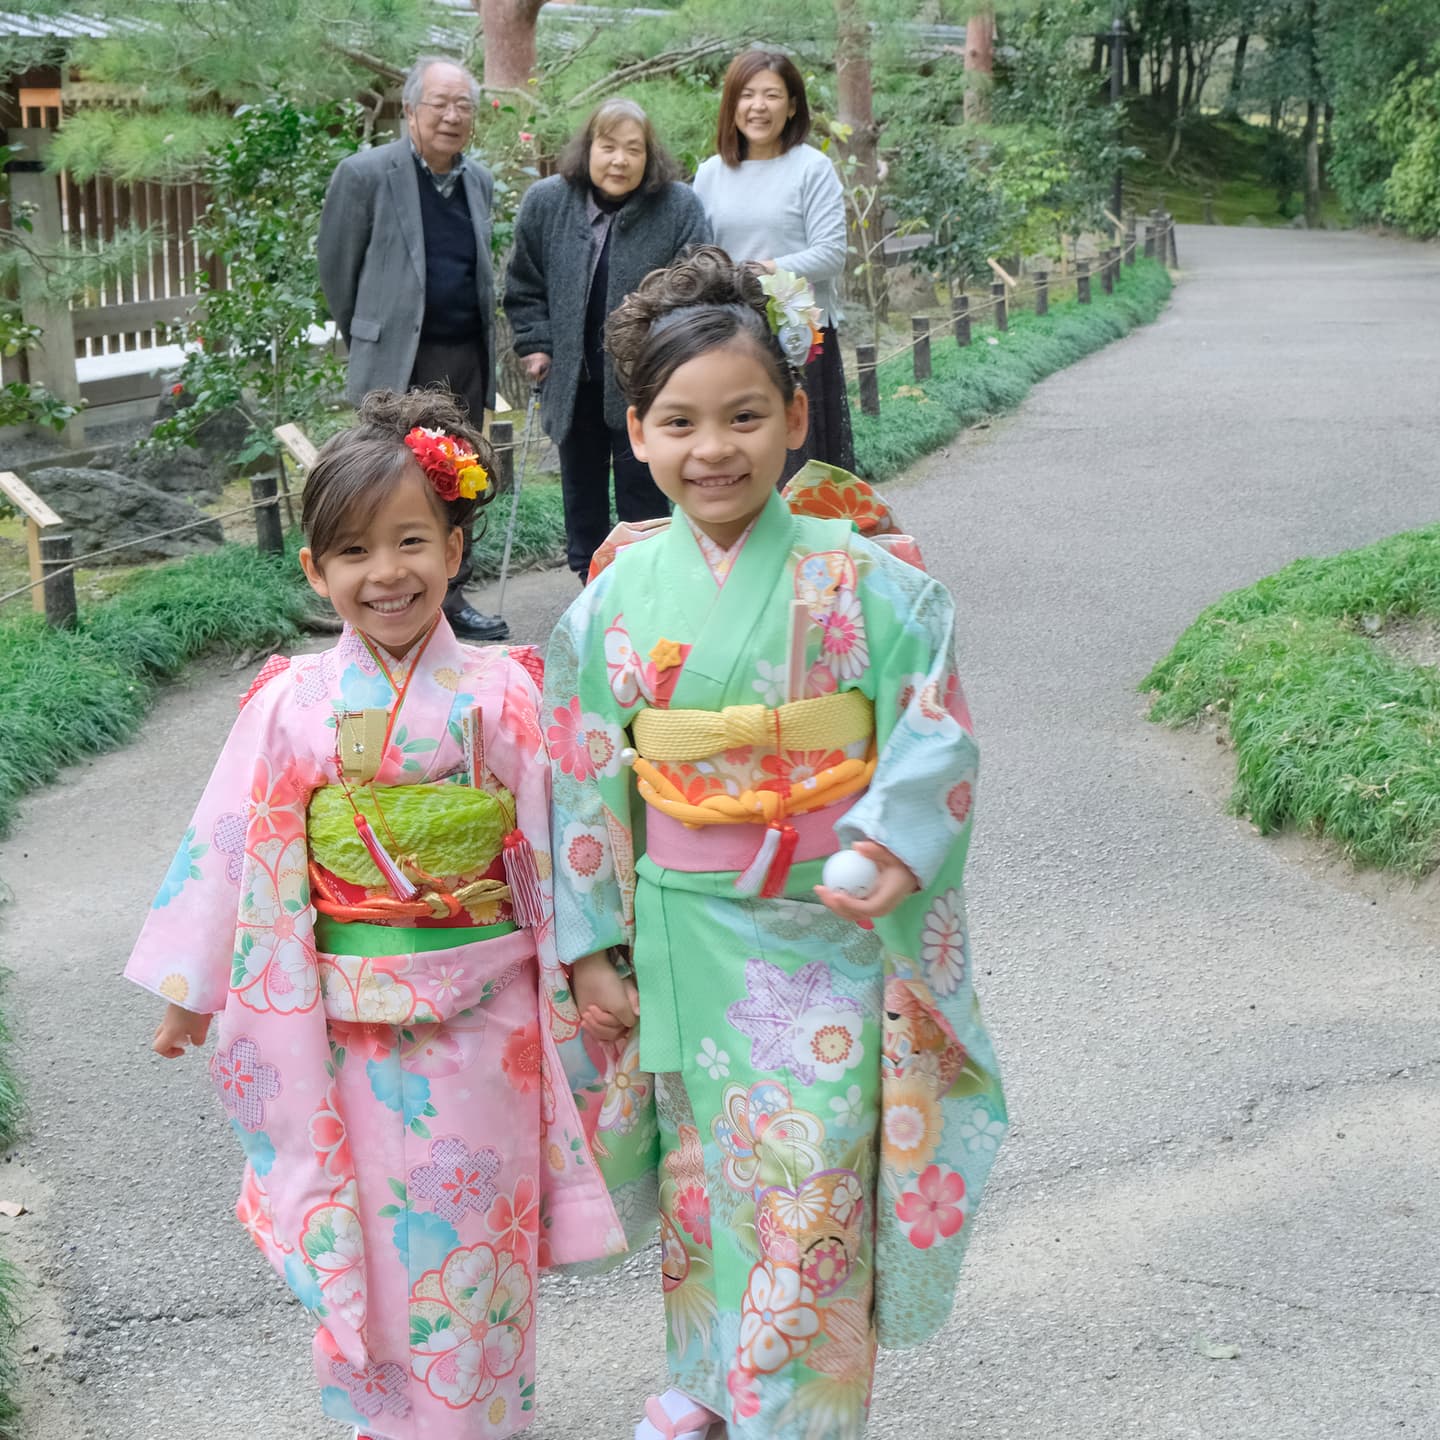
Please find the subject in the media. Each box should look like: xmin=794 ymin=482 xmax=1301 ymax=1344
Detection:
xmin=822 ymin=849 xmax=879 ymax=898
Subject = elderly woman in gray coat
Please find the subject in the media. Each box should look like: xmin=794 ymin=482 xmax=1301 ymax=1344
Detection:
xmin=504 ymin=98 xmax=711 ymax=578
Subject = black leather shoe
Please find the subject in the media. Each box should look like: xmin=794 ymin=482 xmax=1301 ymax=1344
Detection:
xmin=444 ymin=604 xmax=510 ymax=642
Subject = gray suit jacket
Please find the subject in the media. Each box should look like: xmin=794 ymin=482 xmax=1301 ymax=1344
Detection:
xmin=503 ymin=176 xmax=711 ymax=444
xmin=317 ymin=137 xmax=496 ymax=409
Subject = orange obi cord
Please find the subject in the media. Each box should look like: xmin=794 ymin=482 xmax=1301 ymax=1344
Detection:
xmin=309 ymin=861 xmax=511 ymax=925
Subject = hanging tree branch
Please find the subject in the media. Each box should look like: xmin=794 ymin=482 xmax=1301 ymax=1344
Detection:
xmin=567 ymin=37 xmax=732 ymax=110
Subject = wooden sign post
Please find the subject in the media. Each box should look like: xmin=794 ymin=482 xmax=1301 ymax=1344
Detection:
xmin=0 ymin=470 xmax=67 ymax=618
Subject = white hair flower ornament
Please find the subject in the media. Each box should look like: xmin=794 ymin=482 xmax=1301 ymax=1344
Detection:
xmin=760 ymin=268 xmax=824 ymax=369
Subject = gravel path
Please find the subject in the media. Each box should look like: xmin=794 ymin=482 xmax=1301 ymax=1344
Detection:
xmin=3 ymin=225 xmax=1438 ymax=1439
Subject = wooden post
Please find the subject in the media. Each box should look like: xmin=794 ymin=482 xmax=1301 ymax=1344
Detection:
xmin=1101 ymin=249 xmax=1115 ymax=295
xmin=856 ymin=344 xmax=880 ymax=416
xmin=8 ymin=130 xmax=85 ymax=448
xmin=1035 ymin=271 xmax=1048 ymax=317
xmin=274 ymin=423 xmax=320 ymax=472
xmin=952 ymin=294 xmax=971 ymax=347
xmin=1125 ymin=214 xmax=1137 ymax=265
xmin=1077 ymin=261 xmax=1091 ymax=305
xmin=39 ymin=532 xmax=77 ymax=628
xmin=1144 ymin=222 xmax=1156 ymax=260
xmin=0 ymin=471 xmax=64 ymax=616
xmin=911 ymin=316 xmax=931 ymax=381
xmin=251 ymin=474 xmax=283 ymax=554
xmin=991 ymin=281 xmax=1007 ymax=333
xmin=1166 ymin=213 xmax=1179 ymax=266
xmin=1202 ymin=193 xmax=1216 ymax=225
xmin=491 ymin=419 xmax=515 ymax=492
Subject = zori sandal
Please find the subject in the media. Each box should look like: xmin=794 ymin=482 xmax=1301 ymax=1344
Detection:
xmin=635 ymin=1387 xmax=722 ymax=1440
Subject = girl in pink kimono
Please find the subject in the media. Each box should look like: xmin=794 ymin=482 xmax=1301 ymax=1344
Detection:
xmin=127 ymin=390 xmax=623 ymax=1440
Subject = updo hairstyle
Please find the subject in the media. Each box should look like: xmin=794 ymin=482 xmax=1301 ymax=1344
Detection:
xmin=301 ymin=388 xmax=496 ymax=561
xmin=605 ymin=246 xmax=800 ymax=420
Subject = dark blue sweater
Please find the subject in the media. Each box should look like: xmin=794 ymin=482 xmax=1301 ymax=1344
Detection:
xmin=416 ymin=160 xmax=484 ymax=343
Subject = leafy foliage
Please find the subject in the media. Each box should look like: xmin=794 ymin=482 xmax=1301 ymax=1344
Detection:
xmin=149 ymin=98 xmax=361 ymax=465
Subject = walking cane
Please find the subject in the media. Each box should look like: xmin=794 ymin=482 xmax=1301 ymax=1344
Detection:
xmin=495 ymin=384 xmax=542 ymax=617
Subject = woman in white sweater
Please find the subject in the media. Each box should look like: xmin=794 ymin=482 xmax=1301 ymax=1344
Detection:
xmin=694 ymin=48 xmax=855 ymax=475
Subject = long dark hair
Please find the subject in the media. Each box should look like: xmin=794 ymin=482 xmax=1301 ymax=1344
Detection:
xmin=716 ymin=49 xmax=811 ymax=166
xmin=302 ymin=389 xmax=495 ymax=559
xmin=606 ymin=246 xmax=799 ymax=419
xmin=556 ymin=97 xmax=681 ymax=197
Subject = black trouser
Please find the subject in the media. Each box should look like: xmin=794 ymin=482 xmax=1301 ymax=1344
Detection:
xmin=409 ymin=337 xmax=488 ymax=609
xmin=557 ymin=380 xmax=669 ymax=577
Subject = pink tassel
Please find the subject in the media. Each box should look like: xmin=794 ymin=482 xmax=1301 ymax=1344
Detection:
xmin=354 ymin=813 xmax=418 ymax=900
xmin=503 ymin=830 xmax=546 ymax=929
xmin=734 ymin=823 xmax=783 ymax=898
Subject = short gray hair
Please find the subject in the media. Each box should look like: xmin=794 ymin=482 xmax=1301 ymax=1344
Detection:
xmin=402 ymin=56 xmax=480 ymax=110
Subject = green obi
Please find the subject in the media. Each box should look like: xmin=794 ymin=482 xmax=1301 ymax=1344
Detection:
xmin=307 ymin=781 xmax=512 ymax=887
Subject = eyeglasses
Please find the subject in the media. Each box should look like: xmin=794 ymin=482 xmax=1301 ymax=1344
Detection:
xmin=418 ymin=99 xmax=476 ymax=119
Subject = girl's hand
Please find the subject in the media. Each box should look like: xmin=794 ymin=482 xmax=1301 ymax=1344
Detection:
xmin=814 ymin=840 xmax=919 ymax=925
xmin=152 ymin=1004 xmax=211 ymax=1059
xmin=572 ymin=951 xmax=639 ymax=1043
xmin=522 ymin=353 xmax=552 ymax=383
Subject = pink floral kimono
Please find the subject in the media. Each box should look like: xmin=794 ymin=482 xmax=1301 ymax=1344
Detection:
xmin=126 ymin=620 xmax=623 ymax=1439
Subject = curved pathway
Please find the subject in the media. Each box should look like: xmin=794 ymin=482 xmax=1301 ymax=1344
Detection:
xmin=3 ymin=226 xmax=1438 ymax=1437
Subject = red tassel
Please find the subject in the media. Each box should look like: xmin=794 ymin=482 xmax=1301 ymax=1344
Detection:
xmin=503 ymin=829 xmax=546 ymax=930
xmin=353 ymin=813 xmax=418 ymax=901
xmin=760 ymin=823 xmax=800 ymax=899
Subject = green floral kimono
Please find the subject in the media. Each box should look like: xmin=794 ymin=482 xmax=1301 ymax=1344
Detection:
xmin=545 ymin=491 xmax=1005 ymax=1439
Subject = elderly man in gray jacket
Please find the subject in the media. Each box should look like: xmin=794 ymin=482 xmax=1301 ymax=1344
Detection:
xmin=318 ymin=54 xmax=506 ymax=641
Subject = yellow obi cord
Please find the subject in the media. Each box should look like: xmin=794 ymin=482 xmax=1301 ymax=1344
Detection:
xmin=631 ymin=689 xmax=875 ymax=764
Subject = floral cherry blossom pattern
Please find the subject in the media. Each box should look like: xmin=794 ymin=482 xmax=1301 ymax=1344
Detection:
xmin=737 ymin=1260 xmax=821 ymax=1374
xmin=918 ymin=889 xmax=967 ymax=996
xmin=232 ymin=835 xmax=320 ymax=1015
xmin=945 ymin=776 xmax=975 ymax=829
xmin=410 ymin=1137 xmax=502 ymax=1225
xmin=409 ymin=1243 xmax=530 ymax=1407
xmin=328 ymin=1357 xmax=411 ymax=1421
xmin=895 ymin=1164 xmax=967 ymax=1250
xmin=958 ymin=1104 xmax=1007 ymax=1155
xmin=596 ymin=1032 xmax=649 ymax=1134
xmin=712 ymin=1081 xmax=825 ymax=1193
xmin=881 ymin=1079 xmax=943 ymax=1175
xmin=486 ymin=1178 xmax=541 ymax=1266
xmin=673 ymin=1184 xmax=712 ymax=1248
xmin=547 ymin=696 xmax=623 ymax=781
xmin=817 ymin=588 xmax=869 ymax=682
xmin=210 ymin=1036 xmax=281 ymax=1131
xmin=727 ymin=958 xmax=865 ymax=1085
xmin=302 ymin=1196 xmax=367 ymax=1328
xmin=604 ymin=617 xmax=655 ymax=708
xmin=500 ymin=1021 xmax=543 ymax=1095
xmin=697 ymin=1037 xmax=731 ymax=1079
xmin=309 ymin=1084 xmax=353 ymax=1180
xmin=559 ymin=822 xmax=614 ymax=894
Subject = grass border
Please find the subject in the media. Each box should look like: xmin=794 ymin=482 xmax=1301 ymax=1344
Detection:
xmin=1142 ymin=524 xmax=1440 ymax=873
xmin=0 ymin=972 xmax=19 ymax=1440
xmin=851 ymin=257 xmax=1173 ymax=481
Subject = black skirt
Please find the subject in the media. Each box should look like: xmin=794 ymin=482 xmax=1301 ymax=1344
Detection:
xmin=783 ymin=325 xmax=856 ymax=481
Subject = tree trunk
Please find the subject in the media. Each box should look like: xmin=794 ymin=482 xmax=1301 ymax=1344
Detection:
xmin=963 ymin=7 xmax=994 ymax=124
xmin=1303 ymin=0 xmax=1321 ymax=227
xmin=1303 ymin=97 xmax=1321 ymax=227
xmin=476 ymin=0 xmax=546 ymax=90
xmin=1226 ymin=31 xmax=1248 ymax=114
xmin=834 ymin=0 xmax=879 ymax=188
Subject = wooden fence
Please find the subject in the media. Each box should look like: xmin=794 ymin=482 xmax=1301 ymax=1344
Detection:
xmin=2 ymin=127 xmax=220 ymax=427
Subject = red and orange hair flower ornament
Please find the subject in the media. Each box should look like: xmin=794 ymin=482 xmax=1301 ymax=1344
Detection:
xmin=403 ymin=426 xmax=490 ymax=502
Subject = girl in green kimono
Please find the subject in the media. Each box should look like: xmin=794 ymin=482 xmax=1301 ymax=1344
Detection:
xmin=543 ymin=248 xmax=1006 ymax=1440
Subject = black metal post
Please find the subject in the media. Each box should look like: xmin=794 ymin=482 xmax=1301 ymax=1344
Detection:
xmin=251 ymin=474 xmax=283 ymax=555
xmin=40 ymin=532 xmax=77 ymax=628
xmin=952 ymin=294 xmax=971 ymax=347
xmin=491 ymin=419 xmax=515 ymax=492
xmin=911 ymin=316 xmax=932 ymax=380
xmin=856 ymin=344 xmax=880 ymax=416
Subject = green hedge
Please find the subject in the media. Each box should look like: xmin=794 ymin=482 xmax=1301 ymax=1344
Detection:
xmin=851 ymin=258 xmax=1174 ymax=481
xmin=1143 ymin=524 xmax=1440 ymax=872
